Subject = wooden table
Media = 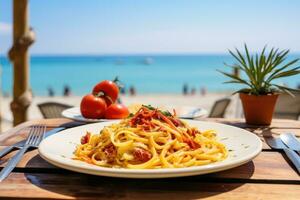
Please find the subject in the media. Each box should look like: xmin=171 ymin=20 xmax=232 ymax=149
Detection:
xmin=0 ymin=118 xmax=299 ymax=199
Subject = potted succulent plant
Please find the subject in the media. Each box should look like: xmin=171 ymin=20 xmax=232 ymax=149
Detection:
xmin=219 ymin=44 xmax=300 ymax=125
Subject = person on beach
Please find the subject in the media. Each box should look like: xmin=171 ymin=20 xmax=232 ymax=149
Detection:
xmin=63 ymin=85 xmax=71 ymax=96
xmin=120 ymin=87 xmax=126 ymax=95
xmin=129 ymin=86 xmax=136 ymax=96
xmin=183 ymin=83 xmax=188 ymax=95
xmin=3 ymin=92 xmax=9 ymax=98
xmin=200 ymin=87 xmax=207 ymax=96
xmin=191 ymin=88 xmax=196 ymax=95
xmin=47 ymin=87 xmax=54 ymax=97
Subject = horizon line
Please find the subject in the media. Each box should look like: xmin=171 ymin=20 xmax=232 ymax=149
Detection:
xmin=1 ymin=52 xmax=300 ymax=57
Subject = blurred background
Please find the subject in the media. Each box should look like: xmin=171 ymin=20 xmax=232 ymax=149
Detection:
xmin=1 ymin=0 xmax=300 ymax=130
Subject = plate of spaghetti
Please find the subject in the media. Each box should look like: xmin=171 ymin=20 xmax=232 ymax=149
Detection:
xmin=39 ymin=105 xmax=262 ymax=178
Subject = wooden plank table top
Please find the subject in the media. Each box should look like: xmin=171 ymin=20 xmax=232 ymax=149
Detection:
xmin=0 ymin=118 xmax=299 ymax=199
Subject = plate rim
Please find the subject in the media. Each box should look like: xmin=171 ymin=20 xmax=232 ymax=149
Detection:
xmin=61 ymin=107 xmax=111 ymax=123
xmin=38 ymin=120 xmax=262 ymax=178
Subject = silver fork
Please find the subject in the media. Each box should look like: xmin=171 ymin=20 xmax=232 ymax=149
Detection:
xmin=0 ymin=125 xmax=46 ymax=182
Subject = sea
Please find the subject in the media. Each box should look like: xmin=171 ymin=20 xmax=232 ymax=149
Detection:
xmin=1 ymin=55 xmax=300 ymax=96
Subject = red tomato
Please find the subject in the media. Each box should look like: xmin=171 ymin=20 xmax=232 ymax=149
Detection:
xmin=92 ymin=80 xmax=119 ymax=106
xmin=80 ymin=94 xmax=107 ymax=119
xmin=104 ymin=104 xmax=130 ymax=119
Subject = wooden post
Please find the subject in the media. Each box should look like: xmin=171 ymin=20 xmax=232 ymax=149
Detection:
xmin=8 ymin=0 xmax=35 ymax=126
xmin=0 ymin=65 xmax=2 ymax=132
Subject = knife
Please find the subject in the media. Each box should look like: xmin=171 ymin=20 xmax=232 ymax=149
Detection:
xmin=265 ymin=136 xmax=300 ymax=174
xmin=280 ymin=133 xmax=300 ymax=154
xmin=179 ymin=108 xmax=202 ymax=119
xmin=283 ymin=148 xmax=300 ymax=174
xmin=0 ymin=127 xmax=65 ymax=158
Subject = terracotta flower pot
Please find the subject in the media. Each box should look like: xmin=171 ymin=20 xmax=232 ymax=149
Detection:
xmin=239 ymin=93 xmax=278 ymax=125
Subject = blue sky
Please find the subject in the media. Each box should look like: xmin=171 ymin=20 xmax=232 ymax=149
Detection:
xmin=1 ymin=0 xmax=300 ymax=55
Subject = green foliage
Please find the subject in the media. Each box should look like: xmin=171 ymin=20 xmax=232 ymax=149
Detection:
xmin=142 ymin=105 xmax=172 ymax=116
xmin=219 ymin=44 xmax=300 ymax=96
xmin=142 ymin=104 xmax=155 ymax=110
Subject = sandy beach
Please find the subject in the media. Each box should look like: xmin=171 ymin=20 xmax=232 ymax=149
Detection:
xmin=0 ymin=92 xmax=241 ymax=132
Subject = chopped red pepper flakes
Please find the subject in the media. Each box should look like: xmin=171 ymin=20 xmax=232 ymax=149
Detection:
xmin=103 ymin=143 xmax=117 ymax=163
xmin=132 ymin=147 xmax=152 ymax=163
xmin=80 ymin=132 xmax=91 ymax=144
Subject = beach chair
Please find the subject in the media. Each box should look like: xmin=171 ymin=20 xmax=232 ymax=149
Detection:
xmin=274 ymin=92 xmax=300 ymax=120
xmin=38 ymin=102 xmax=73 ymax=119
xmin=208 ymin=98 xmax=231 ymax=118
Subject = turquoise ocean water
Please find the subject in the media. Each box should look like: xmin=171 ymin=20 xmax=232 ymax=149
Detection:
xmin=1 ymin=55 xmax=300 ymax=96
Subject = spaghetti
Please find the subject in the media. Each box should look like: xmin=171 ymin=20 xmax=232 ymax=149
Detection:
xmin=74 ymin=105 xmax=227 ymax=169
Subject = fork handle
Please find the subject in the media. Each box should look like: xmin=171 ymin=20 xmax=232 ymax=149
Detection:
xmin=0 ymin=146 xmax=29 ymax=182
xmin=0 ymin=146 xmax=16 ymax=158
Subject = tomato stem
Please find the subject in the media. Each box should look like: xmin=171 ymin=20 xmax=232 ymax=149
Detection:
xmin=94 ymin=91 xmax=113 ymax=104
xmin=94 ymin=91 xmax=105 ymax=97
xmin=113 ymin=76 xmax=124 ymax=90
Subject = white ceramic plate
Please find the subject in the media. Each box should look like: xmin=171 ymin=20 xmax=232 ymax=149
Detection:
xmin=39 ymin=120 xmax=262 ymax=178
xmin=170 ymin=106 xmax=208 ymax=119
xmin=61 ymin=107 xmax=111 ymax=123
xmin=62 ymin=106 xmax=208 ymax=123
